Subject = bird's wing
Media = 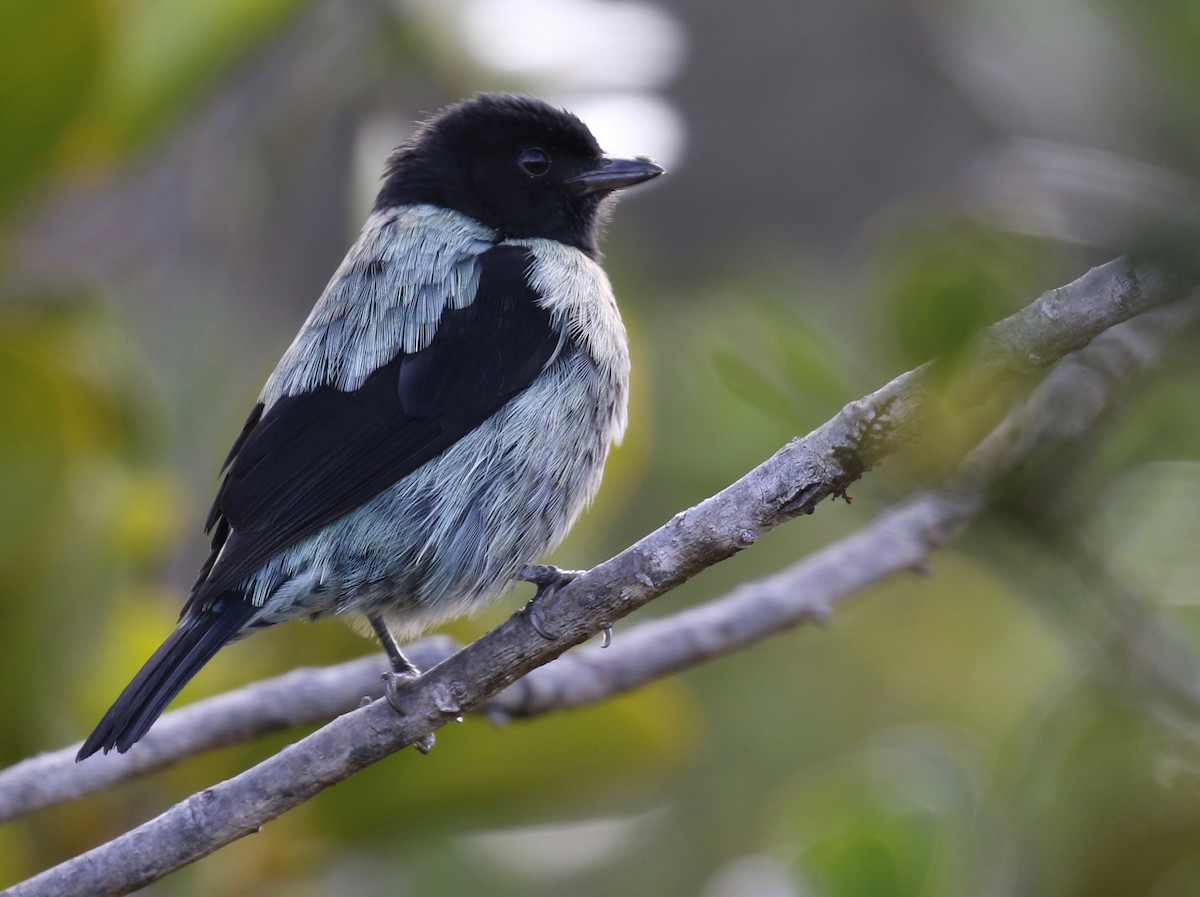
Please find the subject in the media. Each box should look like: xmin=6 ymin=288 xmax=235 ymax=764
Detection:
xmin=188 ymin=244 xmax=562 ymax=609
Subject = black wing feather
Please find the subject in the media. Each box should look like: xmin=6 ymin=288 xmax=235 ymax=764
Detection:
xmin=189 ymin=245 xmax=560 ymax=608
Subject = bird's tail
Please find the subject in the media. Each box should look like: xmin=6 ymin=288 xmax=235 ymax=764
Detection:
xmin=76 ymin=596 xmax=258 ymax=761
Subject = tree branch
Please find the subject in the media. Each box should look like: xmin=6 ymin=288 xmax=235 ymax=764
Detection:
xmin=0 ymin=642 xmax=458 ymax=825
xmin=4 ymin=258 xmax=1194 ymax=897
xmin=494 ymin=300 xmax=1198 ymax=716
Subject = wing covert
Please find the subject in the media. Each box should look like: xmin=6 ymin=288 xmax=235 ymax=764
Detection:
xmin=189 ymin=244 xmax=560 ymax=608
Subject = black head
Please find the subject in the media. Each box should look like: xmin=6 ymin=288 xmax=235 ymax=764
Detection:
xmin=375 ymin=93 xmax=663 ymax=257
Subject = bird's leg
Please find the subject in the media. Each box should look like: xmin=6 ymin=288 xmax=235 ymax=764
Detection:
xmin=517 ymin=564 xmax=585 ymax=639
xmin=369 ymin=613 xmax=420 ymax=679
xmin=367 ymin=613 xmax=435 ymax=753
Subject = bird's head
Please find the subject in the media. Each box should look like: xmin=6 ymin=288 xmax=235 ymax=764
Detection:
xmin=375 ymin=93 xmax=663 ymax=257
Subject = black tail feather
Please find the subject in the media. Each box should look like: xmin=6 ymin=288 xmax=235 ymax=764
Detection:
xmin=77 ymin=597 xmax=257 ymax=760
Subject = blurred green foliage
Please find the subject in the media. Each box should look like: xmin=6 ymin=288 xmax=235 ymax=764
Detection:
xmin=0 ymin=0 xmax=101 ymax=215
xmin=3 ymin=0 xmax=1200 ymax=895
xmin=0 ymin=0 xmax=303 ymax=216
xmin=88 ymin=0 xmax=304 ymax=151
xmin=772 ymin=730 xmax=982 ymax=897
xmin=868 ymin=216 xmax=1055 ymax=370
xmin=1100 ymin=0 xmax=1200 ymax=112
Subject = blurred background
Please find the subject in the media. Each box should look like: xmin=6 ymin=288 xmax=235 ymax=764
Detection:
xmin=4 ymin=0 xmax=1200 ymax=894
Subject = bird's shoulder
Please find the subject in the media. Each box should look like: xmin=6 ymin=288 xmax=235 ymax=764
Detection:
xmin=261 ymin=205 xmax=499 ymax=403
xmin=189 ymin=213 xmax=580 ymax=606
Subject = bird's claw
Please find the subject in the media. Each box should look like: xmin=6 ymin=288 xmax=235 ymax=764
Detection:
xmin=529 ymin=600 xmax=556 ymax=639
xmin=518 ymin=564 xmax=583 ymax=640
xmin=380 ymin=669 xmax=436 ymax=754
xmin=381 ymin=668 xmax=420 ymax=711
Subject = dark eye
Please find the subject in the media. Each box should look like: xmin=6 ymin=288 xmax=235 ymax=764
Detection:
xmin=518 ymin=147 xmax=551 ymax=177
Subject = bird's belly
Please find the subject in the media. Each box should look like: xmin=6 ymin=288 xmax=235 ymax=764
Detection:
xmin=243 ymin=346 xmax=625 ymax=636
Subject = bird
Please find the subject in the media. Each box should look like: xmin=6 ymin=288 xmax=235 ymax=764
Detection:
xmin=76 ymin=93 xmax=663 ymax=760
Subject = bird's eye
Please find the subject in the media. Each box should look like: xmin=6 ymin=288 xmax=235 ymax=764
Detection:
xmin=518 ymin=147 xmax=551 ymax=177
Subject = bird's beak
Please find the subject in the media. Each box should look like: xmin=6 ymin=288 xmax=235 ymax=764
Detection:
xmin=569 ymin=155 xmax=665 ymax=196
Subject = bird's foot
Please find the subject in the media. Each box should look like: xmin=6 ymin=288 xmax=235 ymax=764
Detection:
xmin=381 ymin=666 xmax=421 ymax=709
xmin=380 ymin=664 xmax=435 ymax=754
xmin=518 ymin=564 xmax=584 ymax=639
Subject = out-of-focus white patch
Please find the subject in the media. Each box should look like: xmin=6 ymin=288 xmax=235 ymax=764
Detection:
xmin=398 ymin=0 xmax=687 ymax=170
xmin=700 ymin=855 xmax=808 ymax=897
xmin=459 ymin=0 xmax=684 ymax=90
xmin=460 ymin=807 xmax=669 ymax=879
xmin=565 ymin=92 xmax=685 ymax=171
